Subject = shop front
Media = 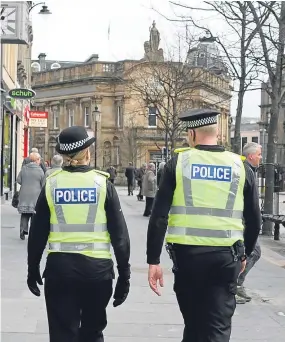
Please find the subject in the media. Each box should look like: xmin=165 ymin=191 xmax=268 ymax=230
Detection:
xmin=1 ymin=103 xmax=16 ymax=199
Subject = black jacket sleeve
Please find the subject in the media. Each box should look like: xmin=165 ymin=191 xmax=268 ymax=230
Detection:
xmin=243 ymin=164 xmax=261 ymax=256
xmin=146 ymin=156 xmax=177 ymax=264
xmin=28 ymin=186 xmax=50 ymax=269
xmin=105 ymin=181 xmax=130 ymax=273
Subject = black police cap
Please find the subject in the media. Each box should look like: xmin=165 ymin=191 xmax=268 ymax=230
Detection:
xmin=179 ymin=108 xmax=220 ymax=129
xmin=55 ymin=126 xmax=95 ymax=155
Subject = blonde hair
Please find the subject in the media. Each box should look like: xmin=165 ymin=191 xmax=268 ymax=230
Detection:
xmin=29 ymin=152 xmax=41 ymax=162
xmin=63 ymin=148 xmax=90 ymax=166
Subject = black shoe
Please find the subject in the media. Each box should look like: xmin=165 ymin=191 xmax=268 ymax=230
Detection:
xmin=20 ymin=230 xmax=25 ymax=240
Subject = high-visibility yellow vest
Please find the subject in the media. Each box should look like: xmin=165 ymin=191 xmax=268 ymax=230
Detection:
xmin=45 ymin=169 xmax=111 ymax=259
xmin=167 ymin=149 xmax=245 ymax=246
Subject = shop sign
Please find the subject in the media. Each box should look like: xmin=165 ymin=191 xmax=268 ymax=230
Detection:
xmin=8 ymin=88 xmax=36 ymax=100
xmin=29 ymin=111 xmax=48 ymax=128
xmin=149 ymin=152 xmax=163 ymax=161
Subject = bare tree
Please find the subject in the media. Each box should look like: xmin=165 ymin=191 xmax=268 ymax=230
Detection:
xmin=166 ymin=1 xmax=270 ymax=154
xmin=126 ymin=58 xmax=229 ymax=156
xmin=120 ymin=113 xmax=143 ymax=167
xmin=247 ymin=1 xmax=285 ymax=235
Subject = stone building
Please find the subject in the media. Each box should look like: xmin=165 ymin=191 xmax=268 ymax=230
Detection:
xmin=30 ymin=23 xmax=232 ymax=180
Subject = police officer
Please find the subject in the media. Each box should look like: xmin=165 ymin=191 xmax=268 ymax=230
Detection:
xmin=146 ymin=109 xmax=261 ymax=342
xmin=27 ymin=126 xmax=131 ymax=342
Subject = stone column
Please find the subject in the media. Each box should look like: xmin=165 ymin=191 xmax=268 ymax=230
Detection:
xmin=74 ymin=98 xmax=82 ymax=126
xmin=59 ymin=100 xmax=66 ymax=129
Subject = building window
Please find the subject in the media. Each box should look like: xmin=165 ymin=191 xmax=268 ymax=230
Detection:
xmin=242 ymin=137 xmax=247 ymax=149
xmin=117 ymin=105 xmax=122 ymax=128
xmin=148 ymin=107 xmax=157 ymax=127
xmin=31 ymin=62 xmax=41 ymax=73
xmin=103 ymin=64 xmax=115 ymax=72
xmin=53 ymin=107 xmax=59 ymax=129
xmin=252 ymin=136 xmax=259 ymax=143
xmin=68 ymin=108 xmax=74 ymax=126
xmin=84 ymin=106 xmax=90 ymax=127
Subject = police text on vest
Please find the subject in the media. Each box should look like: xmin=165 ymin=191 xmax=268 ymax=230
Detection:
xmin=191 ymin=164 xmax=232 ymax=182
xmin=54 ymin=188 xmax=97 ymax=204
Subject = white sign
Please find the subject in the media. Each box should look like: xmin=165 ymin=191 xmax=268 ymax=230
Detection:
xmin=29 ymin=111 xmax=48 ymax=128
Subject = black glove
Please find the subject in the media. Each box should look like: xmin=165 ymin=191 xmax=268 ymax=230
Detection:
xmin=113 ymin=264 xmax=130 ymax=307
xmin=113 ymin=276 xmax=130 ymax=307
xmin=27 ymin=266 xmax=43 ymax=297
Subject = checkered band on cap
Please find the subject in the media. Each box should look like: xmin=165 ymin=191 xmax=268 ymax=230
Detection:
xmin=59 ymin=136 xmax=92 ymax=152
xmin=185 ymin=115 xmax=217 ymax=129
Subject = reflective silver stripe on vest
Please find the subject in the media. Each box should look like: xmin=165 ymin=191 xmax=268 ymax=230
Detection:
xmin=169 ymin=206 xmax=243 ymax=219
xmin=172 ymin=151 xmax=242 ymax=218
xmin=49 ymin=175 xmax=105 ymax=231
xmin=50 ymin=177 xmax=66 ymax=224
xmin=168 ymin=226 xmax=243 ymax=239
xmin=50 ymin=223 xmax=107 ymax=233
xmin=49 ymin=242 xmax=110 ymax=252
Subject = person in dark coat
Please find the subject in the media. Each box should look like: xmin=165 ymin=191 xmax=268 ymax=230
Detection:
xmin=125 ymin=162 xmax=135 ymax=196
xmin=157 ymin=162 xmax=166 ymax=188
xmin=106 ymin=166 xmax=117 ymax=184
xmin=136 ymin=163 xmax=147 ymax=201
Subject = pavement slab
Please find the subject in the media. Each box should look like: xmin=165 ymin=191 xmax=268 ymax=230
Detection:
xmin=1 ymin=186 xmax=285 ymax=341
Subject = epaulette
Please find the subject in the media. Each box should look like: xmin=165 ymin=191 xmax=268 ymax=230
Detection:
xmin=94 ymin=169 xmax=110 ymax=178
xmin=174 ymin=147 xmax=192 ymax=153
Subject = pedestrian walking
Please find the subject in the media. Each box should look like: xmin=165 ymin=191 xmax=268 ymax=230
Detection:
xmin=17 ymin=152 xmax=45 ymax=240
xmin=157 ymin=161 xmax=166 ymax=188
xmin=236 ymin=142 xmax=262 ymax=304
xmin=22 ymin=147 xmax=47 ymax=173
xmin=45 ymin=155 xmax=63 ymax=179
xmin=136 ymin=163 xmax=146 ymax=201
xmin=142 ymin=163 xmax=156 ymax=217
xmin=106 ymin=165 xmax=117 ymax=184
xmin=27 ymin=126 xmax=131 ymax=342
xmin=125 ymin=162 xmax=135 ymax=196
xmin=146 ymin=108 xmax=261 ymax=342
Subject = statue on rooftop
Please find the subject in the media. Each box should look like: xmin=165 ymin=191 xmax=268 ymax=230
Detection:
xmin=143 ymin=20 xmax=164 ymax=62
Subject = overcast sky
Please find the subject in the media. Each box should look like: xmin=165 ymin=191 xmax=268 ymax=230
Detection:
xmin=31 ymin=0 xmax=261 ymax=118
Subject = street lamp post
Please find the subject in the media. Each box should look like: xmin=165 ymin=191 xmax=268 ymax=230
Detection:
xmin=92 ymin=106 xmax=101 ymax=169
xmin=29 ymin=2 xmax=52 ymax=14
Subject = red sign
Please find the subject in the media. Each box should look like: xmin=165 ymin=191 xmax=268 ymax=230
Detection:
xmin=28 ymin=111 xmax=48 ymax=128
xmin=29 ymin=111 xmax=48 ymax=119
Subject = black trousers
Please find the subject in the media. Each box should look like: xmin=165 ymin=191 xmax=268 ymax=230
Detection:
xmin=109 ymin=179 xmax=114 ymax=184
xmin=173 ymin=249 xmax=241 ymax=342
xmin=127 ymin=179 xmax=133 ymax=195
xmin=45 ymin=278 xmax=113 ymax=342
xmin=143 ymin=197 xmax=154 ymax=216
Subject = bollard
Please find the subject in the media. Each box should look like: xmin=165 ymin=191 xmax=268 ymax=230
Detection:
xmin=274 ymin=222 xmax=280 ymax=241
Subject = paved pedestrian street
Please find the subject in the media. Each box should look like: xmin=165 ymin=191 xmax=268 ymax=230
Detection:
xmin=1 ymin=187 xmax=285 ymax=342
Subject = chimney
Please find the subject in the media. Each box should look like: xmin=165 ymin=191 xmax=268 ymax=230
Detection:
xmin=38 ymin=53 xmax=47 ymax=71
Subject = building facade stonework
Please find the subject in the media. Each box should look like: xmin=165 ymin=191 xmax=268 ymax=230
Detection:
xmin=30 ymin=24 xmax=232 ymax=182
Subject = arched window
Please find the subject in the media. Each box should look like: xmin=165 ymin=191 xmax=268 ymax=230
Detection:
xmin=31 ymin=62 xmax=40 ymax=73
xmin=51 ymin=62 xmax=61 ymax=70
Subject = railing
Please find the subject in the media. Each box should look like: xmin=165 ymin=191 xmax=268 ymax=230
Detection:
xmin=32 ymin=62 xmax=121 ymax=86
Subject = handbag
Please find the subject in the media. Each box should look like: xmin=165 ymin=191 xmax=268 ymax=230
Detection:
xmin=12 ymin=191 xmax=19 ymax=208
